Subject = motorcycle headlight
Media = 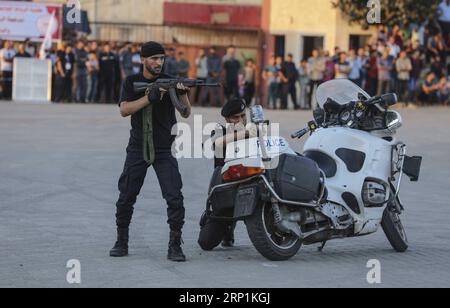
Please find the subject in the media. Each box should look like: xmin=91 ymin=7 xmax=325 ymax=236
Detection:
xmin=362 ymin=179 xmax=390 ymax=207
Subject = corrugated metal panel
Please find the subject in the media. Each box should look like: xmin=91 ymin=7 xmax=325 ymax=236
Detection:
xmin=97 ymin=24 xmax=168 ymax=43
xmin=94 ymin=23 xmax=259 ymax=48
xmin=168 ymin=27 xmax=259 ymax=47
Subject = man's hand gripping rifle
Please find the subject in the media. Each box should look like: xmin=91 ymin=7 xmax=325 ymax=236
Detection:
xmin=133 ymin=78 xmax=222 ymax=115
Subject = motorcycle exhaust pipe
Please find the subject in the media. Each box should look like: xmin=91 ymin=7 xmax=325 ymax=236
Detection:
xmin=272 ymin=202 xmax=302 ymax=238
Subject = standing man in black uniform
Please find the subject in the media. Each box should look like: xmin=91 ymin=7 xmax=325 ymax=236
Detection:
xmin=280 ymin=54 xmax=300 ymax=110
xmin=110 ymin=41 xmax=192 ymax=262
xmin=223 ymin=46 xmax=242 ymax=101
xmin=98 ymin=44 xmax=117 ymax=104
xmin=63 ymin=45 xmax=75 ymax=102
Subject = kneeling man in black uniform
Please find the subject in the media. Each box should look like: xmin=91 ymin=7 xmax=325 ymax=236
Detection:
xmin=198 ymin=99 xmax=257 ymax=250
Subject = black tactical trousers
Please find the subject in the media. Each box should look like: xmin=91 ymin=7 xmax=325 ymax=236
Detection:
xmin=281 ymin=82 xmax=298 ymax=109
xmin=198 ymin=218 xmax=235 ymax=251
xmin=198 ymin=167 xmax=235 ymax=250
xmin=115 ymin=150 xmax=185 ymax=232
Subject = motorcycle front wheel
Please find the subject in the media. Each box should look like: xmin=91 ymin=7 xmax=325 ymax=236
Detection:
xmin=381 ymin=203 xmax=409 ymax=252
xmin=245 ymin=202 xmax=302 ymax=261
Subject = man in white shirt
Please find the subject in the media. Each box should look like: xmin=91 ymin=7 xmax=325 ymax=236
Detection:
xmin=307 ymin=49 xmax=325 ymax=109
xmin=131 ymin=45 xmax=141 ymax=75
xmin=438 ymin=0 xmax=450 ymax=37
xmin=195 ymin=49 xmax=208 ymax=104
xmin=387 ymin=37 xmax=401 ymax=59
xmin=0 ymin=41 xmax=16 ymax=99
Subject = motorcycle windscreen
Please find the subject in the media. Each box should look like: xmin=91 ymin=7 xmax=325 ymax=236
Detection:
xmin=316 ymin=79 xmax=371 ymax=108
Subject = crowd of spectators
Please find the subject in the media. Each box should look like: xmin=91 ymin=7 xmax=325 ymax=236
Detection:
xmin=263 ymin=20 xmax=450 ymax=110
xmin=0 ymin=39 xmax=256 ymax=107
xmin=2 ymin=1 xmax=450 ymax=109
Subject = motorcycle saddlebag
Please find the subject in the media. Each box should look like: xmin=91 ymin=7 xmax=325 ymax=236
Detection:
xmin=274 ymin=154 xmax=321 ymax=202
xmin=210 ymin=185 xmax=238 ymax=212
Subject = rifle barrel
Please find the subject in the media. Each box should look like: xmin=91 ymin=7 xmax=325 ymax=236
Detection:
xmin=133 ymin=81 xmax=221 ymax=93
xmin=197 ymin=83 xmax=221 ymax=87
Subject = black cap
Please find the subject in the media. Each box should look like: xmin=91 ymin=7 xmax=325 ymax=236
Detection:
xmin=221 ymin=99 xmax=247 ymax=117
xmin=140 ymin=41 xmax=165 ymax=58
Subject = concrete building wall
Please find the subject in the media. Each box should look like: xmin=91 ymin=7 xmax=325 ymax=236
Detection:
xmin=270 ymin=0 xmax=337 ymax=46
xmin=78 ymin=0 xmax=262 ymax=25
xmin=268 ymin=0 xmax=374 ymax=63
xmin=68 ymin=0 xmax=261 ymax=46
xmin=81 ymin=0 xmax=165 ymax=24
xmin=33 ymin=0 xmax=164 ymax=24
xmin=334 ymin=9 xmax=374 ymax=49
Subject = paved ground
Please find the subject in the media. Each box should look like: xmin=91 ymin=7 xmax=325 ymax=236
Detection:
xmin=0 ymin=101 xmax=449 ymax=288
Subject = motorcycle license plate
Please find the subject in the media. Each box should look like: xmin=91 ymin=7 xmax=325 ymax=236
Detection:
xmin=234 ymin=185 xmax=258 ymax=218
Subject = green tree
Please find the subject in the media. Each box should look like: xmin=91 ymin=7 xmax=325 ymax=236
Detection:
xmin=333 ymin=0 xmax=440 ymax=29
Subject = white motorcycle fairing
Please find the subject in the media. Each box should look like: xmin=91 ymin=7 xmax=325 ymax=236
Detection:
xmin=303 ymin=127 xmax=396 ymax=234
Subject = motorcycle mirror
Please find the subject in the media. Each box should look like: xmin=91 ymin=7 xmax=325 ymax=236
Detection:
xmin=381 ymin=93 xmax=398 ymax=107
xmin=313 ymin=108 xmax=325 ymax=125
xmin=323 ymin=98 xmax=343 ymax=114
xmin=250 ymin=105 xmax=265 ymax=124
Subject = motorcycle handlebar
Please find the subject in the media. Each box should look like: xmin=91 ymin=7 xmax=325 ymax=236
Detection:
xmin=291 ymin=127 xmax=310 ymax=139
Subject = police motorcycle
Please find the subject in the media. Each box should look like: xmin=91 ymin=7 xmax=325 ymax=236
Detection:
xmin=203 ymin=79 xmax=422 ymax=261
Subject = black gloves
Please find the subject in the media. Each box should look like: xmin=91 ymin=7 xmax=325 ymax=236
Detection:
xmin=176 ymin=88 xmax=189 ymax=96
xmin=146 ymin=84 xmax=189 ymax=103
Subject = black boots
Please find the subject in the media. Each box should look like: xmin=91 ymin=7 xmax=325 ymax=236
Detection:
xmin=168 ymin=231 xmax=186 ymax=262
xmin=110 ymin=228 xmax=186 ymax=262
xmin=110 ymin=227 xmax=129 ymax=257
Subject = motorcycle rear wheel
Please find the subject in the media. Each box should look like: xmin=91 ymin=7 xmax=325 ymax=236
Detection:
xmin=245 ymin=202 xmax=302 ymax=261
